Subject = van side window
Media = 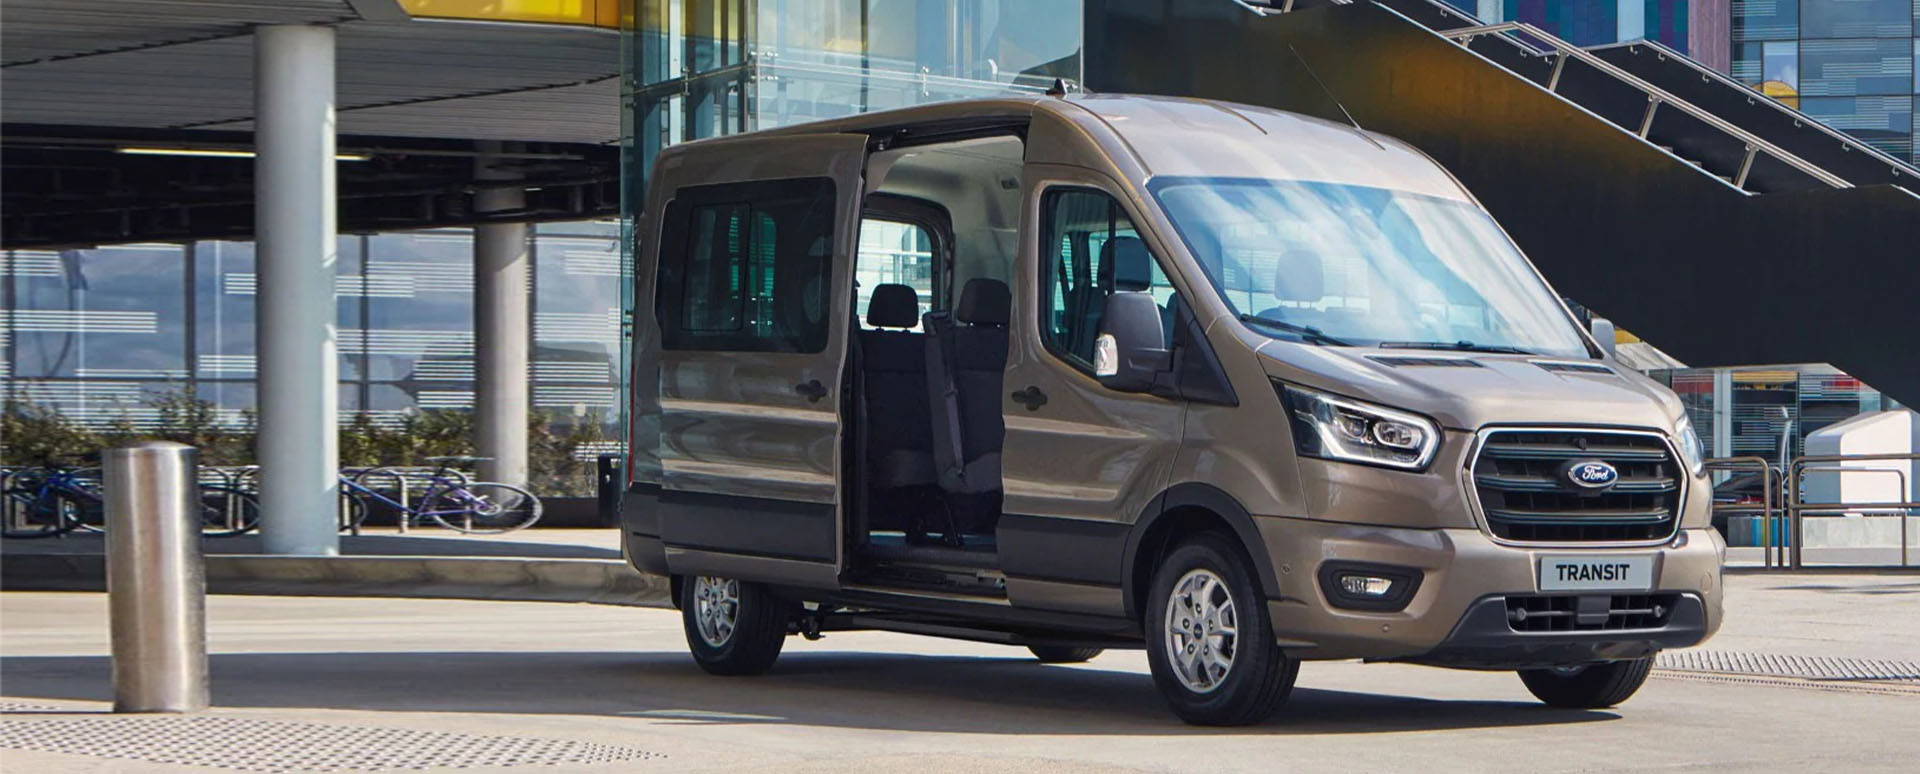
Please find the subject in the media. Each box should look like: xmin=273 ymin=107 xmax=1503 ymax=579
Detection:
xmin=1038 ymin=188 xmax=1176 ymax=371
xmin=656 ymin=178 xmax=836 ymax=352
xmin=856 ymin=219 xmax=936 ymax=331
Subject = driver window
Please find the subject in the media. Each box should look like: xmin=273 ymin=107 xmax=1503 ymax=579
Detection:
xmin=1038 ymin=188 xmax=1177 ymax=372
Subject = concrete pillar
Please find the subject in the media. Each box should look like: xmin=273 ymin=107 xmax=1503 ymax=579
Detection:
xmin=254 ymin=25 xmax=339 ymax=556
xmin=473 ymin=145 xmax=530 ymax=487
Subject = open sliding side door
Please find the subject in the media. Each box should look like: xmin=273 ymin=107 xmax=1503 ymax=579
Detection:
xmin=641 ymin=133 xmax=868 ymax=588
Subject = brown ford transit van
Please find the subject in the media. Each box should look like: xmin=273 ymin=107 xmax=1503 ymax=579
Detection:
xmin=619 ymin=93 xmax=1723 ymax=726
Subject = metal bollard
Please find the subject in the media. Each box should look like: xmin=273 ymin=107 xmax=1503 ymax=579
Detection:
xmin=105 ymin=440 xmax=209 ymax=713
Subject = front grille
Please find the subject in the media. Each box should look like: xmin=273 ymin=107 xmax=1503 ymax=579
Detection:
xmin=1472 ymin=429 xmax=1682 ymax=542
xmin=1505 ymin=594 xmax=1678 ymax=632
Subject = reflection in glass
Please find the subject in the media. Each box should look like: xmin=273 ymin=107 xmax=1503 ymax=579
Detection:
xmin=1151 ymin=178 xmax=1589 ymax=359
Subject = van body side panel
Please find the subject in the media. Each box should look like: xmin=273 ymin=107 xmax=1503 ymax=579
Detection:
xmin=639 ymin=133 xmax=869 ymax=589
xmin=996 ymin=160 xmax=1186 ymax=614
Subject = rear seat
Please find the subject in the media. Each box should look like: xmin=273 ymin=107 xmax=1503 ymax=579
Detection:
xmin=924 ymin=278 xmax=1011 ymax=538
xmin=857 ymin=284 xmax=935 ymax=530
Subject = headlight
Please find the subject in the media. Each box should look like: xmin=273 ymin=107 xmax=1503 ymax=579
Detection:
xmin=1278 ymin=383 xmax=1440 ymax=471
xmin=1675 ymin=415 xmax=1706 ymax=477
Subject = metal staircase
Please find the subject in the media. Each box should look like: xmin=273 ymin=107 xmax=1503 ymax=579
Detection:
xmin=1084 ymin=0 xmax=1920 ymax=405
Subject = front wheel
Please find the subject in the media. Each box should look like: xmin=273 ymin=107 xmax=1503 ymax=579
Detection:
xmin=1145 ymin=532 xmax=1298 ymax=726
xmin=680 ymin=575 xmax=792 ymax=676
xmin=422 ymin=482 xmax=542 ymax=534
xmin=1518 ymin=658 xmax=1654 ymax=708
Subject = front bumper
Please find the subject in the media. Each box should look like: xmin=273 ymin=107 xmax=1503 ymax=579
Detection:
xmin=1253 ymin=517 xmax=1724 ymax=662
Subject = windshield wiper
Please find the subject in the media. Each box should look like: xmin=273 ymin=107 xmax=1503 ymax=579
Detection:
xmin=1378 ymin=340 xmax=1537 ymax=356
xmin=1238 ymin=314 xmax=1352 ymax=346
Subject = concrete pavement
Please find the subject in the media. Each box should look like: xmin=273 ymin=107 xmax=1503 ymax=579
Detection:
xmin=1 ymin=573 xmax=1916 ymax=773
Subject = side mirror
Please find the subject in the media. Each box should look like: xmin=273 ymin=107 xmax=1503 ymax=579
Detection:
xmin=1095 ymin=291 xmax=1172 ymax=392
xmin=1588 ymin=316 xmax=1617 ymax=358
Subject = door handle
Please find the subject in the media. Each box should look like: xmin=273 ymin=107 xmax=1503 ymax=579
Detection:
xmin=1010 ymin=385 xmax=1048 ymax=411
xmin=794 ymin=379 xmax=828 ymax=402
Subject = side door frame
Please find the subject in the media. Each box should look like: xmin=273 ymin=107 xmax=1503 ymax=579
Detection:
xmin=996 ymin=163 xmax=1201 ymax=617
xmin=637 ymin=132 xmax=870 ymax=590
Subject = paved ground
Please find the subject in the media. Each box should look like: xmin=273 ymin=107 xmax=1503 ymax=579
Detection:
xmin=2 ymin=573 xmax=1916 ymax=774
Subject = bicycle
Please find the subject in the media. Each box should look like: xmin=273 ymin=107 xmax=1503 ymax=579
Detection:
xmin=1 ymin=458 xmax=259 ymax=538
xmin=337 ymin=456 xmax=541 ymax=534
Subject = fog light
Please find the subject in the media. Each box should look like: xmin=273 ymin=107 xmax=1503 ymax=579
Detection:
xmin=1318 ymin=561 xmax=1423 ymax=612
xmin=1338 ymin=574 xmax=1396 ymax=597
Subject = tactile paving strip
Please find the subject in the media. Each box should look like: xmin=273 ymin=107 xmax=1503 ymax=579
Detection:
xmin=1657 ymin=650 xmax=1920 ymax=683
xmin=0 ymin=715 xmax=660 ymax=772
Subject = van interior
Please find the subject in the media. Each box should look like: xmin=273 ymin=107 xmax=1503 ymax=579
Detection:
xmin=844 ymin=133 xmax=1025 ymax=593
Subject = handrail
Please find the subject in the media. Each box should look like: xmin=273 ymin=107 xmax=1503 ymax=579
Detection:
xmin=1587 ymin=38 xmax=1920 ymax=183
xmin=1437 ymin=22 xmax=1850 ymax=191
xmin=1706 ymin=456 xmax=1781 ymax=568
xmin=1786 ymin=452 xmax=1918 ymax=569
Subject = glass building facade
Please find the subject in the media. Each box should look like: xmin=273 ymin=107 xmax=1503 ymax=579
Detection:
xmin=1 ymin=222 xmax=624 ymax=492
xmin=1447 ymin=0 xmax=1702 ymax=52
xmin=1655 ymin=363 xmax=1905 ymax=463
xmin=1732 ymin=0 xmax=1919 ymax=161
xmin=623 ymin=1 xmax=1083 ymax=180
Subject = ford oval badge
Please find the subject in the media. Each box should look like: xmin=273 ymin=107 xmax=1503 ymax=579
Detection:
xmin=1565 ymin=459 xmax=1620 ymax=490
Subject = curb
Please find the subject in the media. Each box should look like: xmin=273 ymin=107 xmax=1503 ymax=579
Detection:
xmin=1 ymin=552 xmax=672 ymax=608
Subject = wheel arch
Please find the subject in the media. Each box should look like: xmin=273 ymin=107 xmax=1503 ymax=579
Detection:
xmin=1122 ymin=482 xmax=1281 ymax=620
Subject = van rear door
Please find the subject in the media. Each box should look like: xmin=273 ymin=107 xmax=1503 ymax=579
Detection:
xmin=643 ymin=133 xmax=866 ymax=588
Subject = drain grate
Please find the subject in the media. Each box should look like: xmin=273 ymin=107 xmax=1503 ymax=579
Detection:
xmin=1657 ymin=650 xmax=1920 ymax=683
xmin=0 ymin=702 xmax=60 ymax=713
xmin=0 ymin=715 xmax=660 ymax=772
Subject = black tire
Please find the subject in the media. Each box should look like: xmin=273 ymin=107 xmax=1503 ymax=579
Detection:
xmin=1518 ymin=658 xmax=1654 ymax=708
xmin=423 ymin=482 xmax=542 ymax=534
xmin=1144 ymin=532 xmax=1298 ymax=726
xmin=680 ymin=575 xmax=792 ymax=676
xmin=1027 ymin=646 xmax=1103 ymax=664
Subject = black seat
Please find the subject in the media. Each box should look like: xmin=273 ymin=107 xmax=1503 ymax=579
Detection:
xmin=857 ymin=285 xmax=935 ymax=530
xmin=924 ymin=278 xmax=1011 ymax=539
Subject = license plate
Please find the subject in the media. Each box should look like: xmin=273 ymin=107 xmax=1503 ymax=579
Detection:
xmin=1537 ymin=555 xmax=1655 ymax=592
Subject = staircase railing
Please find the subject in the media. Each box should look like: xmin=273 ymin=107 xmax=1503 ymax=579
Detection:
xmin=1437 ymin=22 xmax=1849 ymax=191
xmin=1229 ymin=0 xmax=1854 ymax=193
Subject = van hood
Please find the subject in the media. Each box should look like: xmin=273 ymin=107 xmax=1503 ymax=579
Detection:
xmin=1254 ymin=341 xmax=1687 ymax=433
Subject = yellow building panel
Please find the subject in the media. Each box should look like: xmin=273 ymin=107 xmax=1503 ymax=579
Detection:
xmin=398 ymin=0 xmax=623 ymax=29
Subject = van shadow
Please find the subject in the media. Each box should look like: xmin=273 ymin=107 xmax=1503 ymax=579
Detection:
xmin=0 ymin=651 xmax=1615 ymax=735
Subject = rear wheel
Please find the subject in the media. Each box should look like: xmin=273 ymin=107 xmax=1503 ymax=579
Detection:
xmin=1145 ymin=532 xmax=1297 ymax=726
xmin=1518 ymin=658 xmax=1654 ymax=708
xmin=422 ymin=482 xmax=542 ymax=534
xmin=1027 ymin=646 xmax=1103 ymax=664
xmin=681 ymin=575 xmax=792 ymax=676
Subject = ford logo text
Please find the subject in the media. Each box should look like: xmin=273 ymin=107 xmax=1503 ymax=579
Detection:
xmin=1565 ymin=459 xmax=1620 ymax=490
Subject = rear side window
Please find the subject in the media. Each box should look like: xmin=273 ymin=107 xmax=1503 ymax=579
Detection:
xmin=656 ymin=178 xmax=836 ymax=352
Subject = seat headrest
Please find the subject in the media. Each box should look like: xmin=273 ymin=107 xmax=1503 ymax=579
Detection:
xmin=866 ymin=283 xmax=920 ymax=329
xmin=1271 ymin=249 xmax=1324 ymax=304
xmin=1099 ymin=236 xmax=1154 ymax=292
xmin=955 ymin=278 xmax=1011 ymax=327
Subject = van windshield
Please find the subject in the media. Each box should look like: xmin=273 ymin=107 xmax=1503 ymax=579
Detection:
xmin=1149 ymin=177 xmax=1592 ymax=359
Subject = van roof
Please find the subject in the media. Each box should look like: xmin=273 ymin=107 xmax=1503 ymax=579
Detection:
xmin=720 ymin=93 xmax=1471 ymax=202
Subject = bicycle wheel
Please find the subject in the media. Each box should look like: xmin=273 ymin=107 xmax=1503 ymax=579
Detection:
xmin=197 ymin=486 xmax=261 ymax=537
xmin=421 ymin=482 xmax=542 ymax=534
xmin=1 ymin=488 xmax=87 ymax=539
